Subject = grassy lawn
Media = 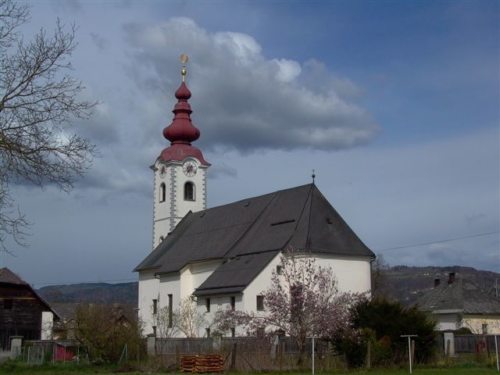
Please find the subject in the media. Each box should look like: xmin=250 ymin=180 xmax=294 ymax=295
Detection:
xmin=0 ymin=362 xmax=498 ymax=375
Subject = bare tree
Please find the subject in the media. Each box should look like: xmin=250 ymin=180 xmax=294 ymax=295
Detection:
xmin=177 ymin=297 xmax=207 ymax=338
xmin=0 ymin=0 xmax=96 ymax=250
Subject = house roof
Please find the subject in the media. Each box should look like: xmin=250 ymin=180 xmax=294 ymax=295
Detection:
xmin=0 ymin=267 xmax=61 ymax=319
xmin=194 ymin=251 xmax=278 ymax=296
xmin=0 ymin=267 xmax=28 ymax=285
xmin=417 ymin=277 xmax=500 ymax=315
xmin=135 ymin=184 xmax=374 ymax=293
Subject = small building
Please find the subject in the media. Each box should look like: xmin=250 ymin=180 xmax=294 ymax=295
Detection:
xmin=0 ymin=268 xmax=59 ymax=349
xmin=417 ymin=272 xmax=500 ymax=334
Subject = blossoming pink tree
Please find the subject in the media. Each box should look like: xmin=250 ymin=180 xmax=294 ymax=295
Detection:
xmin=213 ymin=248 xmax=364 ymax=364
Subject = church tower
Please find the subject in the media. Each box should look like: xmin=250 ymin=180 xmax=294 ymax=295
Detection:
xmin=152 ymin=57 xmax=210 ymax=248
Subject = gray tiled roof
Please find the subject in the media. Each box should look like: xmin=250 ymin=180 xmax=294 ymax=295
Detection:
xmin=417 ymin=278 xmax=500 ymax=315
xmin=135 ymin=184 xmax=374 ymax=293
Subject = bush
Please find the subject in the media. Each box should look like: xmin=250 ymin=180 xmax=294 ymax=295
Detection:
xmin=333 ymin=298 xmax=436 ymax=367
xmin=74 ymin=304 xmax=145 ymax=363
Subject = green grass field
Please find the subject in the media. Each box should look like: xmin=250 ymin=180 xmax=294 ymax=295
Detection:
xmin=0 ymin=362 xmax=498 ymax=375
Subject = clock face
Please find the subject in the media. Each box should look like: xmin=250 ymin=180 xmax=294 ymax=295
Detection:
xmin=182 ymin=161 xmax=197 ymax=177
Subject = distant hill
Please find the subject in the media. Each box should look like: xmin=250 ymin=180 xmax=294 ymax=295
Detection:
xmin=37 ymin=282 xmax=137 ymax=305
xmin=36 ymin=266 xmax=499 ymax=306
xmin=375 ymin=265 xmax=500 ymax=305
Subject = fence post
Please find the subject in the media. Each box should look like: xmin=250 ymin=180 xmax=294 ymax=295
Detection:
xmin=147 ymin=335 xmax=156 ymax=357
xmin=10 ymin=336 xmax=22 ymax=359
xmin=366 ymin=340 xmax=371 ymax=369
xmin=495 ymin=335 xmax=499 ymax=372
xmin=176 ymin=345 xmax=180 ymax=369
xmin=230 ymin=342 xmax=237 ymax=370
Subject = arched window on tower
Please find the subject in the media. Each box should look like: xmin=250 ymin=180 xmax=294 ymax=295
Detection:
xmin=184 ymin=182 xmax=195 ymax=201
xmin=159 ymin=183 xmax=166 ymax=203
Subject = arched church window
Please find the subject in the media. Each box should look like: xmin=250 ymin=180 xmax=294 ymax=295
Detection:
xmin=184 ymin=182 xmax=195 ymax=201
xmin=159 ymin=183 xmax=166 ymax=203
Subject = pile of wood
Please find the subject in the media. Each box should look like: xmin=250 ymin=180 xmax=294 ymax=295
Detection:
xmin=180 ymin=354 xmax=224 ymax=373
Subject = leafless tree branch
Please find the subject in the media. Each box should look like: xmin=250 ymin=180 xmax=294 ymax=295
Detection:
xmin=0 ymin=0 xmax=96 ymax=251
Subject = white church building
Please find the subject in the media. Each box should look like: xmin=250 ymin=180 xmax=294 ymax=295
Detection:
xmin=135 ymin=65 xmax=375 ymax=338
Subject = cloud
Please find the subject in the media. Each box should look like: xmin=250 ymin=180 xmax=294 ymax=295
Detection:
xmin=123 ymin=17 xmax=379 ymax=153
xmin=74 ymin=103 xmax=120 ymax=147
xmin=50 ymin=0 xmax=83 ymax=13
xmin=90 ymin=32 xmax=109 ymax=51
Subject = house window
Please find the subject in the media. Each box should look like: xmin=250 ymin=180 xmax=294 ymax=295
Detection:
xmin=256 ymin=295 xmax=264 ymax=311
xmin=152 ymin=299 xmax=158 ymax=315
xmin=184 ymin=182 xmax=195 ymax=201
xmin=206 ymin=298 xmax=211 ymax=312
xmin=230 ymin=296 xmax=236 ymax=311
xmin=206 ymin=328 xmax=211 ymax=338
xmin=276 ymin=265 xmax=283 ymax=275
xmin=168 ymin=294 xmax=173 ymax=328
xmin=3 ymin=299 xmax=12 ymax=310
xmin=231 ymin=327 xmax=235 ymax=337
xmin=482 ymin=324 xmax=488 ymax=334
xmin=159 ymin=183 xmax=166 ymax=203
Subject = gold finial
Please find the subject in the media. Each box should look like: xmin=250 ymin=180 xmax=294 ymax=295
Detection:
xmin=180 ymin=54 xmax=189 ymax=82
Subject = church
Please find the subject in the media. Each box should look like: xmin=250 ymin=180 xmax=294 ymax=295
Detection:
xmin=135 ymin=62 xmax=375 ymax=337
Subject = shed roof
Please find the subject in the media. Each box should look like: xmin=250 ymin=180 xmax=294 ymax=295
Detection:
xmin=0 ymin=267 xmax=27 ymax=285
xmin=0 ymin=267 xmax=61 ymax=319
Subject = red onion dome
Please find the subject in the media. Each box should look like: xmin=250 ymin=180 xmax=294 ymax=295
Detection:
xmin=163 ymin=82 xmax=200 ymax=144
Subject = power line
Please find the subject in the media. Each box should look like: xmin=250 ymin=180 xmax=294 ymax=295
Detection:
xmin=375 ymin=230 xmax=499 ymax=253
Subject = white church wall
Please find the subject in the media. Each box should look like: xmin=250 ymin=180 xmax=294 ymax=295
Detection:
xmin=138 ymin=271 xmax=160 ymax=335
xmin=173 ymin=160 xmax=207 ymax=221
xmin=153 ymin=159 xmax=208 ymax=247
xmin=314 ymin=255 xmax=372 ymax=295
xmin=242 ymin=253 xmax=282 ymax=315
xmin=179 ymin=260 xmax=221 ymax=301
xmin=196 ymin=294 xmax=244 ymax=337
xmin=158 ymin=273 xmax=181 ymax=311
xmin=153 ymin=161 xmax=172 ymax=248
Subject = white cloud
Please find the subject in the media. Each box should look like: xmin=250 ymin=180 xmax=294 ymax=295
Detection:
xmin=123 ymin=17 xmax=379 ymax=152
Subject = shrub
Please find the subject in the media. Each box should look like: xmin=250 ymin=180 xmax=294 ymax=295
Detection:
xmin=332 ymin=298 xmax=436 ymax=367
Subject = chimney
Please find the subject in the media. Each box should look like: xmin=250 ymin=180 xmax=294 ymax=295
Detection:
xmin=448 ymin=272 xmax=456 ymax=284
xmin=434 ymin=278 xmax=441 ymax=288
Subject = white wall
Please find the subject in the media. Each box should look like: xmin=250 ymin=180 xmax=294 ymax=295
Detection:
xmin=314 ymin=254 xmax=372 ymax=295
xmin=138 ymin=270 xmax=160 ymax=335
xmin=434 ymin=313 xmax=460 ymax=331
xmin=40 ymin=311 xmax=54 ymax=340
xmin=196 ymin=294 xmax=244 ymax=337
xmin=243 ymin=253 xmax=281 ymax=314
xmin=153 ymin=158 xmax=208 ymax=247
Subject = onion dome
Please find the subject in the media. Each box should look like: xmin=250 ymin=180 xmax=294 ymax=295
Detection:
xmin=162 ymin=82 xmax=200 ymax=144
xmin=158 ymin=60 xmax=209 ymax=166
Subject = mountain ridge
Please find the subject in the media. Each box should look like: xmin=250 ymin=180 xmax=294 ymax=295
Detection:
xmin=36 ymin=265 xmax=499 ymax=306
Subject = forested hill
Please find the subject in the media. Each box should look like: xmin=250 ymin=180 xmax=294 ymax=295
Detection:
xmin=37 ymin=282 xmax=138 ymax=305
xmin=374 ymin=265 xmax=500 ymax=305
xmin=36 ymin=266 xmax=499 ymax=306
